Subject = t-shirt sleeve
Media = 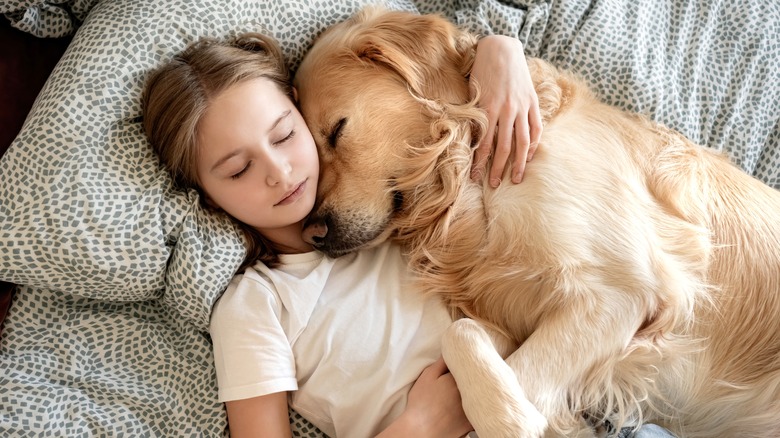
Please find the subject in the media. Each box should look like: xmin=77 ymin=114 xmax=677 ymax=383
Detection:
xmin=209 ymin=272 xmax=298 ymax=402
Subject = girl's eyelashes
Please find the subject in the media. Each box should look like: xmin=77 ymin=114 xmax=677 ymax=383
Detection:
xmin=227 ymin=130 xmax=294 ymax=179
xmin=274 ymin=129 xmax=296 ymax=145
xmin=230 ymin=161 xmax=251 ymax=179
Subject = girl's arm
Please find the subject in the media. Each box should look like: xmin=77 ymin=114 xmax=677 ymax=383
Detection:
xmin=470 ymin=34 xmax=542 ymax=186
xmin=210 ymin=278 xmax=297 ymax=437
xmin=224 ymin=359 xmax=470 ymax=438
xmin=225 ymin=392 xmax=291 ymax=438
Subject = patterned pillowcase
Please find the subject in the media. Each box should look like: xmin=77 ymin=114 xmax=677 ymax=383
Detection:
xmin=1 ymin=0 xmax=101 ymax=37
xmin=0 ymin=0 xmax=418 ymax=330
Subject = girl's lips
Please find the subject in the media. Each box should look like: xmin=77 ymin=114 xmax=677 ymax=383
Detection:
xmin=275 ymin=180 xmax=307 ymax=206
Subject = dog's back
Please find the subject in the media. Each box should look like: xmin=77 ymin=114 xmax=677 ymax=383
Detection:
xmin=656 ymin=132 xmax=780 ymax=436
xmin=490 ymin=59 xmax=780 ymax=436
xmin=514 ymin=58 xmax=780 ymax=435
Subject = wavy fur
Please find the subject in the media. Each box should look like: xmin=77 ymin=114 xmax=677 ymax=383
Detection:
xmin=295 ymin=7 xmax=780 ymax=437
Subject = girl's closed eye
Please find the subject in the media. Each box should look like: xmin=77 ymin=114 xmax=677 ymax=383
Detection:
xmin=231 ymin=161 xmax=251 ymax=179
xmin=274 ymin=130 xmax=296 ymax=145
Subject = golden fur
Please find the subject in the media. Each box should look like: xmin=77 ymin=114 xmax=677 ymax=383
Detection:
xmin=295 ymin=7 xmax=780 ymax=437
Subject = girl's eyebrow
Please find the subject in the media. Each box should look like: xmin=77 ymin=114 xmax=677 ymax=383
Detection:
xmin=210 ymin=110 xmax=292 ymax=172
xmin=268 ymin=110 xmax=292 ymax=133
xmin=210 ymin=149 xmax=244 ymax=173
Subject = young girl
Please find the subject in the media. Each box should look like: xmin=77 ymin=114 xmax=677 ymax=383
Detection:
xmin=142 ymin=31 xmax=541 ymax=437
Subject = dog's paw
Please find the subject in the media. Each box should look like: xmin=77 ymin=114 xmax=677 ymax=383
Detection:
xmin=441 ymin=319 xmax=548 ymax=437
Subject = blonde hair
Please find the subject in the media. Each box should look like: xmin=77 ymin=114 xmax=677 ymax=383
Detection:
xmin=142 ymin=32 xmax=292 ymax=270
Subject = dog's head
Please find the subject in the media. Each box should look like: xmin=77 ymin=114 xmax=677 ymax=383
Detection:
xmin=295 ymin=7 xmax=485 ymax=257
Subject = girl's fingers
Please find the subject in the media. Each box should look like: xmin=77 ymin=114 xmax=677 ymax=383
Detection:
xmin=511 ymin=113 xmax=531 ymax=183
xmin=420 ymin=356 xmax=449 ymax=380
xmin=472 ymin=113 xmax=497 ymax=182
xmin=489 ymin=114 xmax=513 ymax=187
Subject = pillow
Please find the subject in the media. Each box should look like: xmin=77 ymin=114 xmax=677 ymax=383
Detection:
xmin=1 ymin=0 xmax=101 ymax=37
xmin=0 ymin=0 xmax=419 ymax=330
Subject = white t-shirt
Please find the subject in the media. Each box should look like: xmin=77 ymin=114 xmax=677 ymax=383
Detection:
xmin=210 ymin=242 xmax=453 ymax=437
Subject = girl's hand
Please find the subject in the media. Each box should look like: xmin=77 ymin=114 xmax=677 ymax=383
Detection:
xmin=379 ymin=357 xmax=472 ymax=437
xmin=469 ymin=34 xmax=542 ymax=186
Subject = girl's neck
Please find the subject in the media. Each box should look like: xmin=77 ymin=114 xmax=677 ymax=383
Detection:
xmin=263 ymin=221 xmax=313 ymax=255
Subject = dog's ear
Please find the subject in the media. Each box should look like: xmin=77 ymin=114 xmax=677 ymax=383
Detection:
xmin=350 ymin=8 xmax=476 ymax=101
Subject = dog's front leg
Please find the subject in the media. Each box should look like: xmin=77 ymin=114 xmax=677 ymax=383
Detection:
xmin=504 ymin=302 xmax=644 ymax=437
xmin=441 ymin=318 xmax=548 ymax=438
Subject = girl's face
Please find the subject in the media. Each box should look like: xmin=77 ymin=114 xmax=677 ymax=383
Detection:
xmin=196 ymin=78 xmax=319 ymax=239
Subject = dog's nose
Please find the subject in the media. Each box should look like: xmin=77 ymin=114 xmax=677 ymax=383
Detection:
xmin=302 ymin=220 xmax=329 ymax=247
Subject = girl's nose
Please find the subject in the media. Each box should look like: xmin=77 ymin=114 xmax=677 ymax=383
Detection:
xmin=265 ymin=153 xmax=292 ymax=186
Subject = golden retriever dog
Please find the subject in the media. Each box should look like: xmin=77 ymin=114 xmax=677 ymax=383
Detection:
xmin=294 ymin=7 xmax=780 ymax=438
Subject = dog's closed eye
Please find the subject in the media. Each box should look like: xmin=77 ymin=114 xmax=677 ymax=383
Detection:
xmin=327 ymin=117 xmax=347 ymax=148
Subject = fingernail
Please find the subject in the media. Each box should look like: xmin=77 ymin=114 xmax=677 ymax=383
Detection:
xmin=490 ymin=177 xmax=501 ymax=187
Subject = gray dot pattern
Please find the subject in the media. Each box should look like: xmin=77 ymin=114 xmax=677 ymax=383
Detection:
xmin=538 ymin=0 xmax=779 ymax=186
xmin=0 ymin=285 xmax=225 ymax=436
xmin=2 ymin=0 xmax=100 ymax=37
xmin=0 ymin=0 xmax=778 ymax=436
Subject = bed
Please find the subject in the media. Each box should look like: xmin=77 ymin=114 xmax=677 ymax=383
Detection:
xmin=0 ymin=0 xmax=778 ymax=436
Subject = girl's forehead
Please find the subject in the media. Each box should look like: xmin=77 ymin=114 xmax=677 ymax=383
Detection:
xmin=198 ymin=78 xmax=297 ymax=152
